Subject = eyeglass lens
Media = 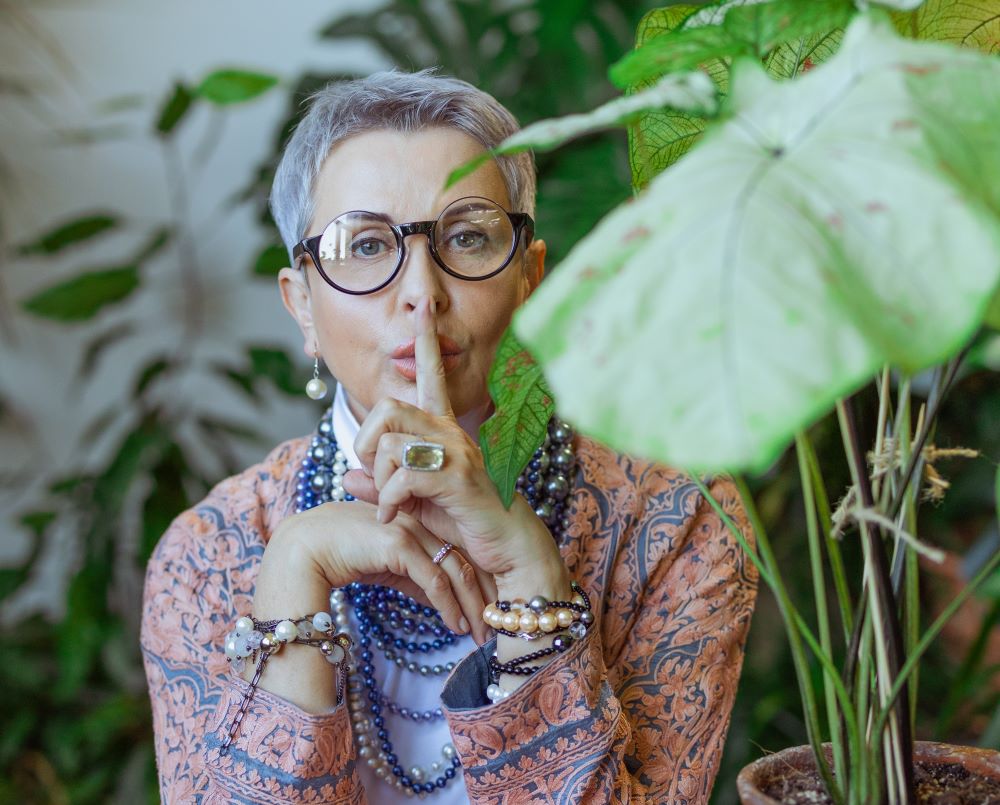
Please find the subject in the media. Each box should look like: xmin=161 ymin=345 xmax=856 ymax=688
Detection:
xmin=315 ymin=198 xmax=515 ymax=293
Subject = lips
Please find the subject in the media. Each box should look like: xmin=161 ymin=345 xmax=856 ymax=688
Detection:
xmin=391 ymin=335 xmax=463 ymax=381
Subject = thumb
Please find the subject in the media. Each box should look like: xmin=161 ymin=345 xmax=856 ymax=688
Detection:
xmin=342 ymin=469 xmax=378 ymax=504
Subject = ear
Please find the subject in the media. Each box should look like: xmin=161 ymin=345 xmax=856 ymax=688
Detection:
xmin=278 ymin=266 xmax=318 ymax=357
xmin=523 ymin=238 xmax=546 ymax=295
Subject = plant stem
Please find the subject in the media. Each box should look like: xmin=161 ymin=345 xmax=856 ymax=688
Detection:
xmin=801 ymin=436 xmax=853 ymax=641
xmin=692 ymin=475 xmax=847 ymax=804
xmin=874 ymin=542 xmax=1000 ymax=743
xmin=856 ymin=606 xmax=876 ymax=804
xmin=837 ymin=399 xmax=915 ymax=804
xmin=797 ymin=433 xmax=849 ymax=795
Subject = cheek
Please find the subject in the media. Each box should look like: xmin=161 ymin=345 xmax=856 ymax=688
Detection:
xmin=313 ymin=300 xmax=377 ymax=375
xmin=466 ymin=284 xmax=527 ymax=363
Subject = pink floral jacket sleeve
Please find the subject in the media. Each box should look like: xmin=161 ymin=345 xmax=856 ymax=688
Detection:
xmin=141 ymin=433 xmax=757 ymax=804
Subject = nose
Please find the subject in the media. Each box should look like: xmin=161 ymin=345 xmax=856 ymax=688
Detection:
xmin=396 ymin=232 xmax=449 ymax=315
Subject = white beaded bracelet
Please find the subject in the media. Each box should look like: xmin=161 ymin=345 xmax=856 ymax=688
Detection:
xmin=220 ymin=611 xmax=352 ymax=754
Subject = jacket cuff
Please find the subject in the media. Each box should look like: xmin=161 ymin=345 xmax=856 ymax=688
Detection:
xmin=441 ymin=629 xmax=619 ymax=769
xmin=202 ymin=674 xmax=361 ymax=802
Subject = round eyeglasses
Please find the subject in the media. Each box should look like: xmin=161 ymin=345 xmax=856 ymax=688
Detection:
xmin=292 ymin=196 xmax=535 ymax=295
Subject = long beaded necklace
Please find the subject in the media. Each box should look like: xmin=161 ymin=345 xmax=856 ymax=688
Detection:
xmin=294 ymin=406 xmax=576 ymax=799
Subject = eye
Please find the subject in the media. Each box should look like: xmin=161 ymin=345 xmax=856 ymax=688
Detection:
xmin=447 ymin=229 xmax=488 ymax=250
xmin=351 ymin=237 xmax=390 ymax=258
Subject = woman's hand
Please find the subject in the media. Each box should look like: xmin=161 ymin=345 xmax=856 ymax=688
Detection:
xmin=255 ymin=500 xmax=491 ymax=644
xmin=343 ymin=297 xmax=569 ymax=603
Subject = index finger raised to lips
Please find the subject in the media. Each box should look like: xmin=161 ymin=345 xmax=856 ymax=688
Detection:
xmin=415 ymin=297 xmax=454 ymax=417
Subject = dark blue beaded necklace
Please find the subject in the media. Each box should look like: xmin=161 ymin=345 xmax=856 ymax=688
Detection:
xmin=296 ymin=405 xmax=575 ymax=798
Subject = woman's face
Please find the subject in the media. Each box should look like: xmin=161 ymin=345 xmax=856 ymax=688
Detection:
xmin=279 ymin=126 xmax=545 ymax=430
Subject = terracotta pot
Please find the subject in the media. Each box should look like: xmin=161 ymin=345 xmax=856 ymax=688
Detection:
xmin=736 ymin=741 xmax=1000 ymax=804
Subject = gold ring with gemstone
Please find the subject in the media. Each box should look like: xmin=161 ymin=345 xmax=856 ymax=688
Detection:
xmin=401 ymin=440 xmax=446 ymax=472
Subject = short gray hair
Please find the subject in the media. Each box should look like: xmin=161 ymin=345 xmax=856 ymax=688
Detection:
xmin=270 ymin=67 xmax=536 ymax=262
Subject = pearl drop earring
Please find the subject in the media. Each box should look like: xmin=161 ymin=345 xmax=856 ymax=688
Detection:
xmin=306 ymin=351 xmax=328 ymax=400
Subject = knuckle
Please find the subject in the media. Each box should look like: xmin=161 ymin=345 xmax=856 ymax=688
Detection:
xmin=374 ymin=398 xmax=398 ymax=418
xmin=458 ymin=561 xmax=477 ymax=587
xmin=429 ymin=569 xmax=450 ymax=594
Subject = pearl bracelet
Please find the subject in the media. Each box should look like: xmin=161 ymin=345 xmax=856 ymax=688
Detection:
xmin=482 ymin=580 xmax=593 ymax=641
xmin=220 ymin=611 xmax=352 ymax=754
xmin=483 ymin=582 xmax=593 ymax=705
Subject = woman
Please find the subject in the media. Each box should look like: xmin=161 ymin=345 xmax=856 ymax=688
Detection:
xmin=141 ymin=68 xmax=757 ymax=804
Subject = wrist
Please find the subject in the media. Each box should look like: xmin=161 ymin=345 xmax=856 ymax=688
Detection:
xmin=494 ymin=500 xmax=571 ymax=601
xmin=494 ymin=558 xmax=571 ymax=603
xmin=254 ymin=525 xmax=330 ymax=620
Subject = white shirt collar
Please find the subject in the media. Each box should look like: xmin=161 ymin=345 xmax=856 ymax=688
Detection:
xmin=331 ymin=383 xmax=363 ymax=470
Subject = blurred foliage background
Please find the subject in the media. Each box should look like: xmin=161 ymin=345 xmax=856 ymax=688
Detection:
xmin=0 ymin=1 xmax=997 ymax=803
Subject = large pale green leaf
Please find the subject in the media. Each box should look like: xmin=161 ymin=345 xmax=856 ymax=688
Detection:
xmin=445 ymin=72 xmax=717 ymax=189
xmin=891 ymin=0 xmax=1000 ymax=53
xmin=626 ymin=2 xmax=849 ymax=189
xmin=515 ymin=15 xmax=1000 ymax=473
xmin=985 ymin=287 xmax=1000 ymax=329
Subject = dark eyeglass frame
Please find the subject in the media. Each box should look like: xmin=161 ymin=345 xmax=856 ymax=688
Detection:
xmin=292 ymin=195 xmax=535 ymax=296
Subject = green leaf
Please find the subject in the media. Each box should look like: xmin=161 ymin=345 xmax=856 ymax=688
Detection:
xmin=0 ymin=515 xmax=48 ymax=601
xmin=141 ymin=444 xmax=191 ymax=562
xmin=49 ymin=475 xmax=89 ymax=495
xmin=627 ymin=5 xmax=730 ymax=189
xmin=133 ymin=357 xmax=174 ymax=397
xmin=625 ymin=2 xmax=849 ymax=189
xmin=21 ymin=265 xmax=140 ymax=322
xmin=763 ymin=27 xmax=845 ymax=79
xmin=252 ymin=243 xmax=288 ymax=277
xmin=55 ymin=562 xmax=111 ymax=700
xmin=211 ymin=362 xmax=259 ymax=399
xmin=17 ymin=214 xmax=118 ymax=256
xmin=610 ymin=0 xmax=854 ymax=88
xmin=248 ymin=345 xmax=300 ymax=395
xmin=155 ymin=82 xmax=194 ymax=135
xmin=95 ymin=416 xmax=169 ymax=513
xmin=610 ymin=24 xmax=749 ymax=89
xmin=195 ymin=69 xmax=279 ymax=105
xmin=0 ymin=711 xmax=33 ymax=767
xmin=20 ymin=511 xmax=56 ymax=536
xmin=515 ymin=15 xmax=1000 ymax=473
xmin=891 ymin=0 xmax=1000 ymax=54
xmin=134 ymin=227 xmax=172 ymax=262
xmin=985 ymin=287 xmax=1000 ymax=330
xmin=479 ymin=328 xmax=554 ymax=508
xmin=0 ymin=567 xmax=28 ymax=602
xmin=78 ymin=322 xmax=135 ymax=378
xmin=445 ymin=72 xmax=718 ymax=190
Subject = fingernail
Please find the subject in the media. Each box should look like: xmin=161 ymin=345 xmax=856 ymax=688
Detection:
xmin=459 ymin=616 xmax=470 ymax=634
xmin=376 ymin=507 xmax=385 ymax=523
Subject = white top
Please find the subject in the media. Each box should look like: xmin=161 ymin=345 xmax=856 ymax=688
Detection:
xmin=332 ymin=384 xmax=474 ymax=803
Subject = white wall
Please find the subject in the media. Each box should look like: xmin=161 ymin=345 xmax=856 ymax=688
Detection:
xmin=0 ymin=0 xmax=389 ymax=616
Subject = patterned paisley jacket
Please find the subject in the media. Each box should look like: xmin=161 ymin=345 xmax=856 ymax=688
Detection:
xmin=141 ymin=432 xmax=757 ymax=804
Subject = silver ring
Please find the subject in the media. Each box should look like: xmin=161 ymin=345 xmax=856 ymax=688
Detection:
xmin=431 ymin=542 xmax=453 ymax=565
xmin=402 ymin=440 xmax=446 ymax=472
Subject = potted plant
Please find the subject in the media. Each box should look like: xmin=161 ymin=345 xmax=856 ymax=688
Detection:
xmin=459 ymin=1 xmax=1000 ymax=802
